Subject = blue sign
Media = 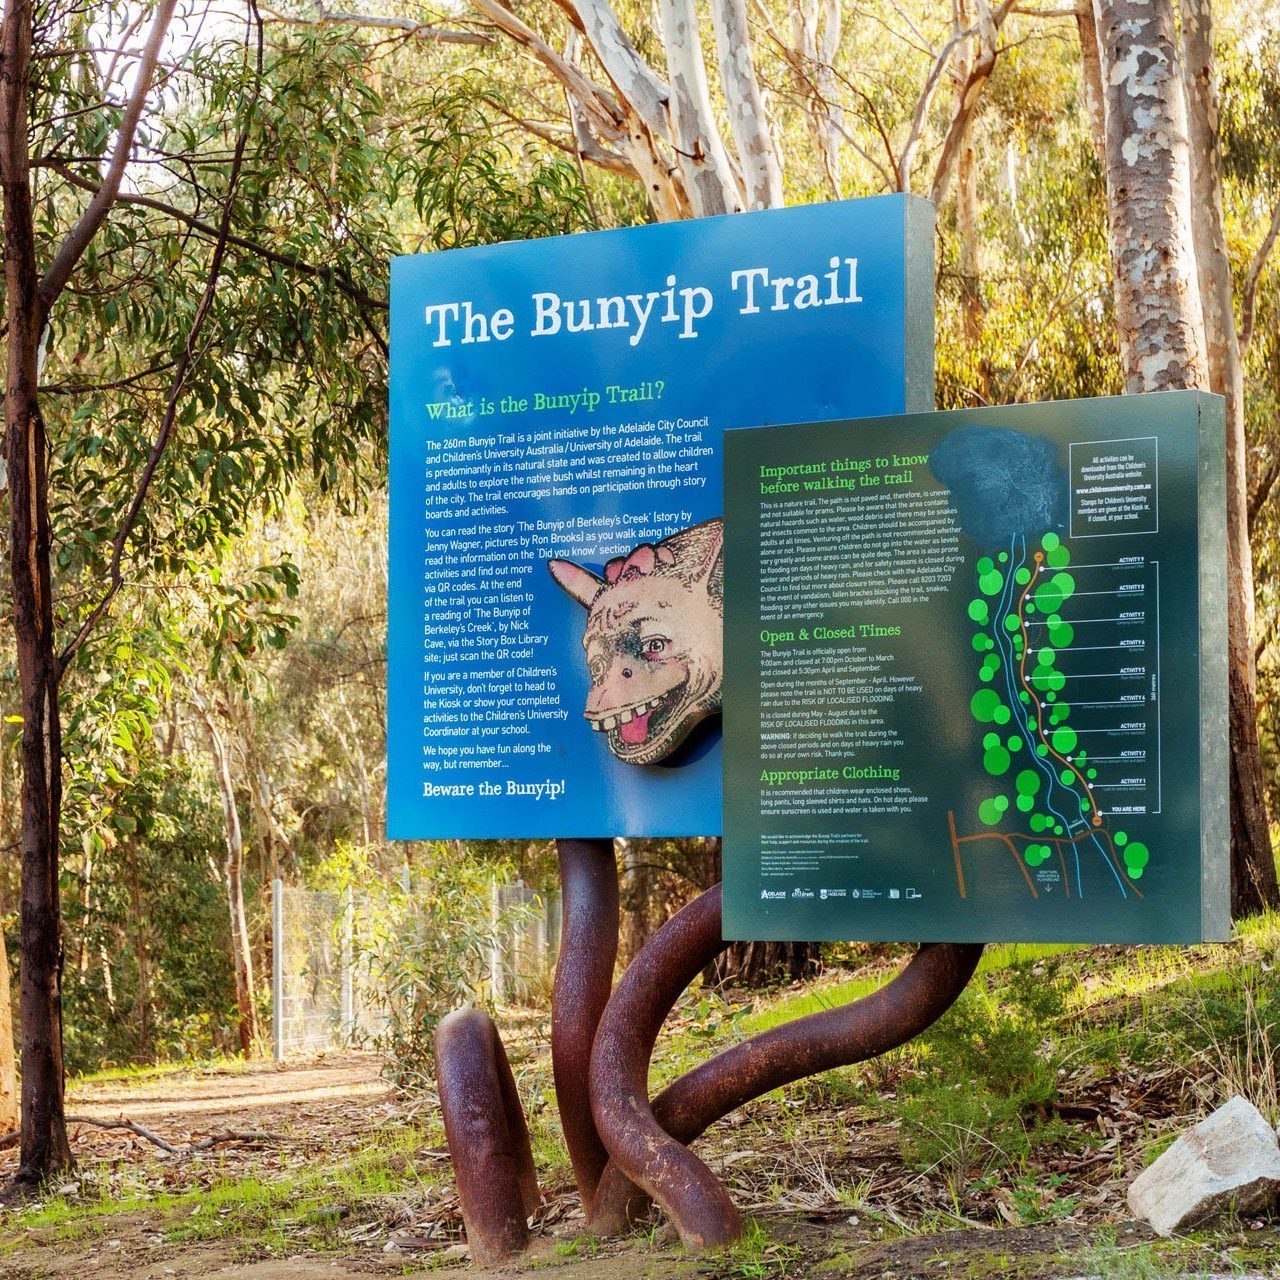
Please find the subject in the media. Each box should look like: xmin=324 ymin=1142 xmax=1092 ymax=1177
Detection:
xmin=388 ymin=195 xmax=933 ymax=839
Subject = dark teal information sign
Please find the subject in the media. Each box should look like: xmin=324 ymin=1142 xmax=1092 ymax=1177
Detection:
xmin=723 ymin=392 xmax=1229 ymax=944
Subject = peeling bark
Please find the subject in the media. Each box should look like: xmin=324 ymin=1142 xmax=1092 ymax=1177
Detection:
xmin=659 ymin=0 xmax=742 ymax=216
xmin=1092 ymin=0 xmax=1205 ymax=392
xmin=712 ymin=0 xmax=783 ymax=209
xmin=475 ymin=0 xmax=688 ymax=219
xmin=571 ymin=0 xmax=672 ymax=142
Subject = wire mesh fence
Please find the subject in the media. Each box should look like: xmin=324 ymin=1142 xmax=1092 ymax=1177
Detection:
xmin=272 ymin=878 xmax=562 ymax=1061
xmin=271 ymin=882 xmax=347 ymax=1062
xmin=488 ymin=883 xmax=561 ymax=1005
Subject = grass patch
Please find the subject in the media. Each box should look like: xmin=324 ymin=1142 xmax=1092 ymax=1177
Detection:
xmin=738 ymin=975 xmax=884 ymax=1036
xmin=2 ymin=1123 xmax=444 ymax=1257
xmin=71 ymin=1054 xmax=260 ymax=1089
xmin=699 ymin=1218 xmax=800 ymax=1279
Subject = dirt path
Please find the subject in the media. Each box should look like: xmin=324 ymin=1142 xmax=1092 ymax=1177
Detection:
xmin=70 ymin=1055 xmax=387 ymax=1129
xmin=4 ymin=1058 xmax=1278 ymax=1279
xmin=2 ymin=1055 xmax=415 ymax=1280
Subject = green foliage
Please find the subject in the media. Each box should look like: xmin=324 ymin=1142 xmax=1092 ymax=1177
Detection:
xmin=60 ymin=754 xmax=241 ymax=1072
xmin=410 ymin=84 xmax=595 ymax=246
xmin=969 ymin=1169 xmax=1079 ymax=1226
xmin=0 ymin=6 xmax=601 ymax=1076
xmin=320 ymin=843 xmax=513 ymax=1092
xmin=899 ymin=968 xmax=1067 ymax=1179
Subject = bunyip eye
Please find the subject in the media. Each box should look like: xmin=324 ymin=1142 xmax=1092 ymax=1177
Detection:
xmin=641 ymin=635 xmax=669 ymax=659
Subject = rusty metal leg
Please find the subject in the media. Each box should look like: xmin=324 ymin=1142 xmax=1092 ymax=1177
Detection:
xmin=590 ymin=884 xmax=984 ymax=1249
xmin=589 ymin=885 xmax=741 ymax=1250
xmin=586 ymin=887 xmax=729 ymax=1237
xmin=650 ymin=939 xmax=983 ymax=1138
xmin=435 ymin=1007 xmax=539 ymax=1264
xmin=552 ymin=838 xmax=619 ymax=1205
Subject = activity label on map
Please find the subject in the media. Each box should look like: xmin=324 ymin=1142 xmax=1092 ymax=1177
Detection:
xmin=723 ymin=392 xmax=1229 ymax=944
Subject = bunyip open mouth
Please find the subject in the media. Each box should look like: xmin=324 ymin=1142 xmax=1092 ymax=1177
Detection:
xmin=585 ymin=679 xmax=688 ymax=759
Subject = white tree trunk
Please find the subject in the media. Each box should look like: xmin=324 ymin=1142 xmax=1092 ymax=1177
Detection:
xmin=1093 ymin=0 xmax=1205 ymax=391
xmin=816 ymin=0 xmax=842 ymax=192
xmin=572 ymin=0 xmax=673 ymax=141
xmin=201 ymin=706 xmax=259 ymax=1055
xmin=712 ymin=0 xmax=783 ymax=208
xmin=659 ymin=0 xmax=743 ymax=216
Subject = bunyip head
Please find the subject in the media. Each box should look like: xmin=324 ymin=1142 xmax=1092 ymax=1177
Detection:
xmin=548 ymin=519 xmax=723 ymax=766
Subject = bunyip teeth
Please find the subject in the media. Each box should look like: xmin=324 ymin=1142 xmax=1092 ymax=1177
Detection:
xmin=589 ymin=718 xmax=605 ymax=731
xmin=618 ymin=708 xmax=634 ymax=724
xmin=602 ymin=715 xmax=618 ymax=730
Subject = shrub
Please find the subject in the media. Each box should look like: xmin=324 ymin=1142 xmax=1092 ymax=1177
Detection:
xmin=898 ymin=965 xmax=1067 ymax=1179
xmin=321 ymin=842 xmax=520 ymax=1091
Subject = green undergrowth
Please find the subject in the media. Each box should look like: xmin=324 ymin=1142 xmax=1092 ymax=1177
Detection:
xmin=70 ymin=1053 xmax=259 ymax=1089
xmin=642 ymin=909 xmax=1280 ymax=1192
xmin=2 ymin=1122 xmax=442 ymax=1256
xmin=10 ymin=913 xmax=1280 ymax=1269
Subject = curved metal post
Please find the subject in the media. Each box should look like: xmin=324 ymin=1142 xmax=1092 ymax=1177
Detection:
xmin=435 ymin=1008 xmax=540 ymax=1265
xmin=551 ymin=838 xmax=619 ymax=1204
xmin=589 ymin=889 xmax=983 ymax=1247
xmin=588 ymin=886 xmax=742 ymax=1249
xmin=439 ymin=850 xmax=985 ymax=1260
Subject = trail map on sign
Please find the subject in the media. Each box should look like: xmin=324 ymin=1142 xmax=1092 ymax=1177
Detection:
xmin=722 ymin=393 xmax=1228 ymax=944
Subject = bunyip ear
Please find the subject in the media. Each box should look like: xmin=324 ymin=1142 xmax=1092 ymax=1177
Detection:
xmin=548 ymin=558 xmax=604 ymax=609
xmin=689 ymin=520 xmax=723 ymax=592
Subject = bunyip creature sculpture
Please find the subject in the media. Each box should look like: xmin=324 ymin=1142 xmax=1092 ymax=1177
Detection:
xmin=547 ymin=520 xmax=723 ymax=766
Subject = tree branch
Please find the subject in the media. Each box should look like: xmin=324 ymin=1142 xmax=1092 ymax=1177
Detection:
xmin=45 ymin=161 xmax=386 ymax=316
xmin=930 ymin=0 xmax=1016 ymax=206
xmin=470 ymin=0 xmax=624 ymax=141
xmin=481 ymin=92 xmax=634 ymax=176
xmin=63 ymin=1114 xmax=282 ymax=1154
xmin=1239 ymin=194 xmax=1280 ymax=357
xmin=658 ymin=0 xmax=741 ymax=215
xmin=568 ymin=0 xmax=672 ymax=141
xmin=58 ymin=5 xmax=263 ymax=675
xmin=1250 ymin=453 xmax=1279 ymax=534
xmin=260 ymin=4 xmax=492 ymax=45
xmin=39 ymin=0 xmax=178 ymax=316
xmin=712 ymin=0 xmax=783 ymax=209
xmin=897 ymin=18 xmax=977 ymax=191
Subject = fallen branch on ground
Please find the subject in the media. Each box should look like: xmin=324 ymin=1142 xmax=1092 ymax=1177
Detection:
xmin=59 ymin=1115 xmax=284 ymax=1155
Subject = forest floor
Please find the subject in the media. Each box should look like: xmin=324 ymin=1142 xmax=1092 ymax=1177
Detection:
xmin=6 ymin=921 xmax=1280 ymax=1278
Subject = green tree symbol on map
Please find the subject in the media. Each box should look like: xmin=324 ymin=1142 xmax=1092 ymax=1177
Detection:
xmin=964 ymin=533 xmax=1149 ymax=896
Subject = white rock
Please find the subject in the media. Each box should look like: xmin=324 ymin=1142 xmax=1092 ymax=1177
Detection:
xmin=1128 ymin=1095 xmax=1280 ymax=1236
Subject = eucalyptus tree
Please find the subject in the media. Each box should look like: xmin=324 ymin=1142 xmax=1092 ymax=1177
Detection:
xmin=1087 ymin=0 xmax=1280 ymax=914
xmin=0 ymin=3 xmax=397 ymax=1187
xmin=0 ymin=0 xmax=594 ymax=1185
